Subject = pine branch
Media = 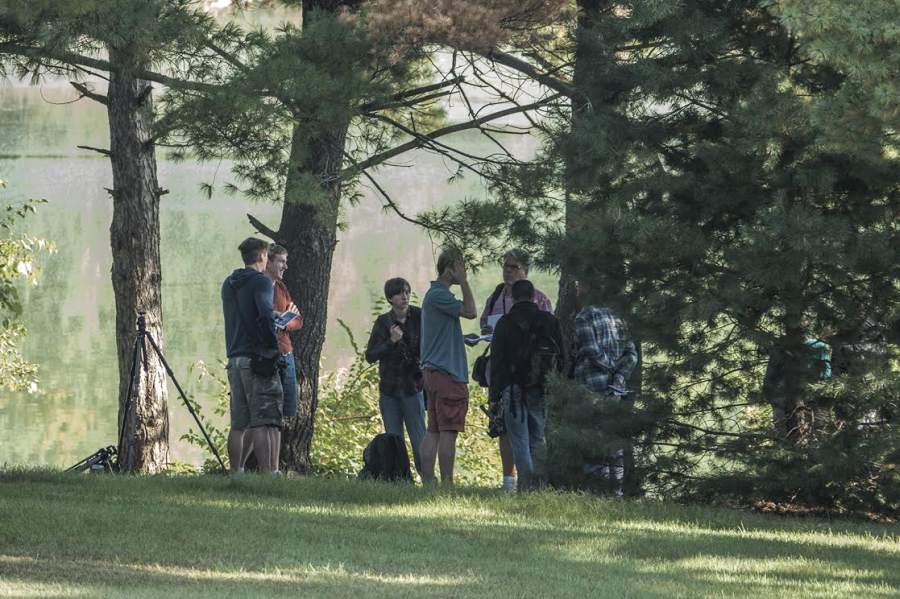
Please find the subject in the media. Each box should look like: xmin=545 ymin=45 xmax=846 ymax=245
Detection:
xmin=360 ymin=75 xmax=465 ymax=112
xmin=484 ymin=49 xmax=580 ymax=100
xmin=1 ymin=43 xmax=217 ymax=93
xmin=346 ymin=94 xmax=561 ymax=178
xmin=366 ymin=112 xmax=520 ymax=168
xmin=362 ymin=89 xmax=455 ymax=113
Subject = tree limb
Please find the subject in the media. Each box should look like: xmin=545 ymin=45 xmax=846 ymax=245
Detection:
xmin=485 ymin=49 xmax=580 ymax=100
xmin=1 ymin=43 xmax=217 ymax=93
xmin=69 ymin=81 xmax=107 ymax=105
xmin=246 ymin=213 xmax=278 ymax=239
xmin=76 ymin=145 xmax=112 ymax=156
xmin=360 ymin=75 xmax=464 ymax=112
xmin=346 ymin=94 xmax=561 ymax=178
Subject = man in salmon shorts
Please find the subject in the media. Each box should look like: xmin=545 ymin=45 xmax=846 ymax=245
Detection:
xmin=419 ymin=247 xmax=477 ymax=485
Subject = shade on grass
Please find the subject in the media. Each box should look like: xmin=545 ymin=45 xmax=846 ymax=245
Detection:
xmin=0 ymin=471 xmax=897 ymax=598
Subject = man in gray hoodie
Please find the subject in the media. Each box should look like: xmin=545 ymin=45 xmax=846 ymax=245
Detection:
xmin=221 ymin=237 xmax=282 ymax=473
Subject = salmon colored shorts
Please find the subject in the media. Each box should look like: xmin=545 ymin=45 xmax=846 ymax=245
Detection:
xmin=423 ymin=368 xmax=469 ymax=433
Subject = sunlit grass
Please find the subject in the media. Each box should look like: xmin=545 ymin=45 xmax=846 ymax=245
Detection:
xmin=0 ymin=470 xmax=897 ymax=598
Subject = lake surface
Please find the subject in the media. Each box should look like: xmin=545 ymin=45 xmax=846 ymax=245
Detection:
xmin=0 ymin=77 xmax=555 ymax=467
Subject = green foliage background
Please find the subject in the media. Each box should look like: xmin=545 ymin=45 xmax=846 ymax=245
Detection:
xmin=0 ymin=180 xmax=54 ymax=393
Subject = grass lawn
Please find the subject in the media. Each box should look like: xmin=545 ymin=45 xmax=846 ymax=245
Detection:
xmin=0 ymin=471 xmax=897 ymax=598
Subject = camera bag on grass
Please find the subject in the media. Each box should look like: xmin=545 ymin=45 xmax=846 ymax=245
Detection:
xmin=358 ymin=433 xmax=413 ymax=482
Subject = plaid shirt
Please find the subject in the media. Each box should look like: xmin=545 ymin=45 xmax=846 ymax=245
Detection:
xmin=364 ymin=307 xmax=423 ymax=397
xmin=574 ymin=306 xmax=638 ymax=393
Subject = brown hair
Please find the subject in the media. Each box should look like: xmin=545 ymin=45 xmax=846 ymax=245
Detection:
xmin=238 ymin=237 xmax=269 ymax=265
xmin=268 ymin=243 xmax=288 ymax=259
xmin=436 ymin=247 xmax=463 ymax=277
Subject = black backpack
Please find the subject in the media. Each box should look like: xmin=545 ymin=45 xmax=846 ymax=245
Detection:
xmin=358 ymin=433 xmax=413 ymax=482
xmin=513 ymin=316 xmax=560 ymax=389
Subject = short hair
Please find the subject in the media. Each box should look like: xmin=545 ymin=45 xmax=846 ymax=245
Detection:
xmin=268 ymin=243 xmax=288 ymax=259
xmin=384 ymin=277 xmax=411 ymax=299
xmin=436 ymin=247 xmax=463 ymax=277
xmin=238 ymin=237 xmax=269 ymax=266
xmin=511 ymin=279 xmax=535 ymax=302
xmin=502 ymin=248 xmax=531 ymax=272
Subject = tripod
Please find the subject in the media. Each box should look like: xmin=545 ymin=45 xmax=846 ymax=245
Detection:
xmin=115 ymin=311 xmax=226 ymax=472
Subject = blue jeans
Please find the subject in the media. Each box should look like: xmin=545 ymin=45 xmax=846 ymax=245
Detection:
xmin=501 ymin=385 xmax=546 ymax=490
xmin=379 ymin=392 xmax=426 ymax=473
xmin=279 ymin=353 xmax=299 ymax=419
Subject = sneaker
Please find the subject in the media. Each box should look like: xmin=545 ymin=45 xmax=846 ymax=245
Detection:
xmin=501 ymin=476 xmax=517 ymax=492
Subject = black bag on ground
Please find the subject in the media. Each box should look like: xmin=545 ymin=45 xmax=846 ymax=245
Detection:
xmin=358 ymin=433 xmax=413 ymax=482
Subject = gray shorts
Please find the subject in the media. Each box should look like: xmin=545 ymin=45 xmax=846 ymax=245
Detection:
xmin=226 ymin=356 xmax=283 ymax=429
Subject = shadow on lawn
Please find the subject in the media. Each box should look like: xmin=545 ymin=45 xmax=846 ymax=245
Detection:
xmin=170 ymin=495 xmax=898 ymax=597
xmin=3 ymin=473 xmax=898 ymax=597
xmin=0 ymin=555 xmax=471 ymax=598
xmin=14 ymin=492 xmax=895 ymax=597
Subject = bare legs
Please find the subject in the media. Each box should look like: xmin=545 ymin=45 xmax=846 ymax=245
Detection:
xmin=230 ymin=427 xmax=276 ymax=473
xmin=420 ymin=430 xmax=459 ymax=485
xmin=228 ymin=428 xmax=245 ymax=473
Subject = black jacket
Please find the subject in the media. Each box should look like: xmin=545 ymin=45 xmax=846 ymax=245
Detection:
xmin=221 ymin=268 xmax=277 ymax=359
xmin=365 ymin=306 xmax=423 ymax=396
xmin=489 ymin=301 xmax=563 ymax=398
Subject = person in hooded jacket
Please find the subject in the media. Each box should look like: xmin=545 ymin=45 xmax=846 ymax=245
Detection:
xmin=489 ymin=280 xmax=562 ymax=490
xmin=221 ymin=237 xmax=283 ymax=473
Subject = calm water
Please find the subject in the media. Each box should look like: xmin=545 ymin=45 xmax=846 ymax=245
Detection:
xmin=0 ymin=80 xmax=553 ymax=467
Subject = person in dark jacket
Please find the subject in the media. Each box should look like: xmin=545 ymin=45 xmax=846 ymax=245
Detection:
xmin=489 ymin=280 xmax=562 ymax=490
xmin=221 ymin=237 xmax=282 ymax=473
xmin=365 ymin=277 xmax=425 ymax=474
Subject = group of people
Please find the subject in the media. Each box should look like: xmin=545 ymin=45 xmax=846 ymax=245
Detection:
xmin=221 ymin=238 xmax=301 ymax=474
xmin=221 ymin=238 xmax=638 ymax=492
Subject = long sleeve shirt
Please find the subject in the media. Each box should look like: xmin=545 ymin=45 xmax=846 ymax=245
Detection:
xmin=573 ymin=305 xmax=638 ymax=393
xmin=365 ymin=307 xmax=423 ymax=396
xmin=273 ymin=279 xmax=303 ymax=354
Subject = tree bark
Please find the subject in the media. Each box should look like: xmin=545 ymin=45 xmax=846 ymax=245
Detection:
xmin=268 ymin=123 xmax=348 ymax=473
xmin=107 ymin=46 xmax=169 ymax=472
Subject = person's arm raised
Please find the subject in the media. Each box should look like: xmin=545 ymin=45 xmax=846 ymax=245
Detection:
xmin=452 ymin=261 xmax=477 ymax=320
xmin=458 ymin=280 xmax=477 ymax=320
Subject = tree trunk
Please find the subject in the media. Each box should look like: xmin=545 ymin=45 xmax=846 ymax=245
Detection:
xmin=107 ymin=46 xmax=169 ymax=472
xmin=556 ymin=0 xmax=609 ymax=362
xmin=267 ymin=123 xmax=347 ymax=473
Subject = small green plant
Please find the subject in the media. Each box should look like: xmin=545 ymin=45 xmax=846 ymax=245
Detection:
xmin=179 ymin=359 xmax=230 ymax=473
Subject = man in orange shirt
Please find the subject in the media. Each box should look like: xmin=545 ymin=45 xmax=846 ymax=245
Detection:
xmin=264 ymin=243 xmax=303 ymax=471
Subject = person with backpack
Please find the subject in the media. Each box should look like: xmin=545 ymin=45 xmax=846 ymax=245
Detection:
xmin=479 ymin=249 xmax=553 ymax=491
xmin=489 ymin=280 xmax=562 ymax=491
xmin=365 ymin=277 xmax=425 ymax=475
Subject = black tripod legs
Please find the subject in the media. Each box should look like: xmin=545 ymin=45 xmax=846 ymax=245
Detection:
xmin=115 ymin=312 xmax=226 ymax=473
xmin=143 ymin=332 xmax=227 ymax=472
